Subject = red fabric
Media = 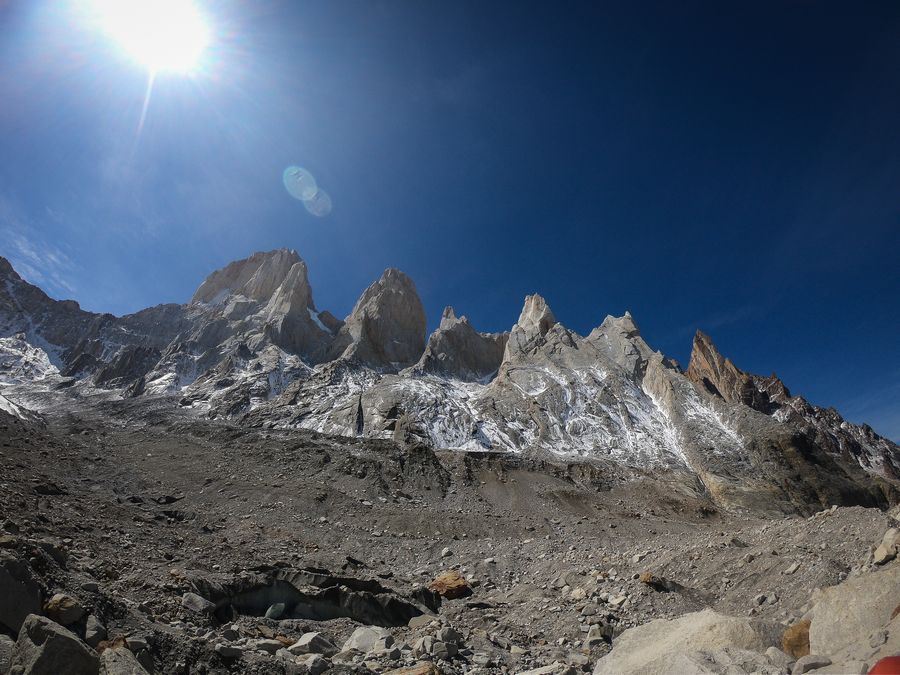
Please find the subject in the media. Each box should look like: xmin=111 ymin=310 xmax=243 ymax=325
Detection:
xmin=870 ymin=657 xmax=900 ymax=675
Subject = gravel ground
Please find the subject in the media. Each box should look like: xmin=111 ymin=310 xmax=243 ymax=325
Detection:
xmin=0 ymin=390 xmax=893 ymax=674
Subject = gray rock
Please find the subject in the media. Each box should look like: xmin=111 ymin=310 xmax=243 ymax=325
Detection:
xmin=792 ymin=654 xmax=831 ymax=675
xmin=11 ymin=614 xmax=99 ymax=675
xmin=583 ymin=624 xmax=608 ymax=649
xmin=287 ymin=632 xmax=339 ymax=657
xmin=764 ymin=646 xmax=794 ymax=668
xmin=298 ymin=653 xmax=329 ymax=675
xmin=250 ymin=639 xmax=284 ymax=654
xmin=430 ymin=640 xmax=456 ymax=660
xmin=84 ymin=615 xmax=107 ymax=648
xmin=592 ymin=609 xmax=769 ymax=675
xmin=181 ymin=592 xmax=215 ymax=614
xmin=99 ymin=646 xmax=150 ymax=675
xmin=874 ymin=528 xmax=900 ymax=564
xmin=370 ymin=636 xmax=396 ymax=652
xmin=341 ymin=626 xmax=391 ymax=653
xmin=436 ymin=626 xmax=462 ymax=645
xmin=214 ymin=643 xmax=243 ymax=659
xmin=0 ymin=554 xmax=42 ymax=634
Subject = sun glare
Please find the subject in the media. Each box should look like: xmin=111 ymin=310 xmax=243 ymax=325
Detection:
xmin=93 ymin=0 xmax=210 ymax=74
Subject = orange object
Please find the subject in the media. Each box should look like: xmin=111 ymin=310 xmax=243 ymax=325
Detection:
xmin=869 ymin=656 xmax=900 ymax=675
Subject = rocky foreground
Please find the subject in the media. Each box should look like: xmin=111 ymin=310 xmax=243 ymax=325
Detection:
xmin=1 ymin=392 xmax=899 ymax=675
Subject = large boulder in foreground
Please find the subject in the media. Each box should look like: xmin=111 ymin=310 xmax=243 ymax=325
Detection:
xmin=592 ymin=608 xmax=772 ymax=675
xmin=808 ymin=564 xmax=900 ymax=663
xmin=10 ymin=614 xmax=99 ymax=675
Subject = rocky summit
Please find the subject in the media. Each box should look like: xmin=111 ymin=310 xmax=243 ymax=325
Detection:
xmin=1 ymin=248 xmax=899 ymax=675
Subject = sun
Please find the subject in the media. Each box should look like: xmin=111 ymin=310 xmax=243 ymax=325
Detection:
xmin=93 ymin=0 xmax=210 ymax=74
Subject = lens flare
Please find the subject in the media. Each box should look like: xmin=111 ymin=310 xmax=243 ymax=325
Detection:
xmin=282 ymin=166 xmax=318 ymax=201
xmin=283 ymin=166 xmax=332 ymax=217
xmin=303 ymin=189 xmax=333 ymax=217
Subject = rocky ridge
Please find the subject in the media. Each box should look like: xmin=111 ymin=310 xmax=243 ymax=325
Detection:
xmin=0 ymin=249 xmax=898 ymax=517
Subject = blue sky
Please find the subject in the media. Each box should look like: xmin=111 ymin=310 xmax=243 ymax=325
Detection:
xmin=0 ymin=1 xmax=898 ymax=439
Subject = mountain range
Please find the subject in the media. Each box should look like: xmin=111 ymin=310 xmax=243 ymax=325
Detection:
xmin=1 ymin=248 xmax=897 ymax=514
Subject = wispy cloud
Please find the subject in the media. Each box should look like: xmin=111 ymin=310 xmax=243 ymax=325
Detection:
xmin=0 ymin=195 xmax=77 ymax=297
xmin=673 ymin=303 xmax=760 ymax=340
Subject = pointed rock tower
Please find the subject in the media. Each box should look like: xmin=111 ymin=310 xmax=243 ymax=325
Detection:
xmin=326 ymin=268 xmax=426 ymax=370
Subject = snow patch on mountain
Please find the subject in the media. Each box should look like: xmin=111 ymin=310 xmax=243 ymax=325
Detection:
xmin=0 ymin=334 xmax=60 ymax=384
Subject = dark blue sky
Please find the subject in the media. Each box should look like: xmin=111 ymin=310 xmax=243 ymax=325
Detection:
xmin=0 ymin=1 xmax=898 ymax=439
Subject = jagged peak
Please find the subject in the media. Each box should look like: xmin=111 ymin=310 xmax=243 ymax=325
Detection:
xmin=192 ymin=248 xmax=302 ymax=304
xmin=439 ymin=306 xmax=462 ymax=330
xmin=514 ymin=294 xmax=557 ymax=337
xmin=688 ymin=329 xmax=734 ymax=375
xmin=595 ymin=311 xmax=641 ymax=338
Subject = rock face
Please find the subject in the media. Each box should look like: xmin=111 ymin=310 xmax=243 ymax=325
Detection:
xmin=686 ymin=330 xmax=777 ymax=413
xmin=409 ymin=307 xmax=507 ymax=381
xmin=192 ymin=248 xmax=301 ymax=304
xmin=1 ymin=250 xmax=898 ymax=514
xmin=686 ymin=330 xmax=900 ymax=479
xmin=503 ymin=294 xmax=558 ymax=360
xmin=327 ymin=268 xmax=426 ymax=370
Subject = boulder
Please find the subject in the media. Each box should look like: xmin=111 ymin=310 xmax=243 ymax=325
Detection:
xmin=297 ymin=654 xmax=329 ymax=675
xmin=11 ymin=614 xmax=99 ymax=675
xmin=249 ymin=638 xmax=284 ymax=654
xmin=0 ymin=553 xmax=42 ymax=634
xmin=792 ymin=654 xmax=831 ymax=675
xmin=99 ymin=646 xmax=150 ymax=675
xmin=874 ymin=528 xmax=900 ymax=564
xmin=428 ymin=570 xmax=471 ymax=599
xmin=341 ymin=626 xmax=391 ymax=653
xmin=213 ymin=643 xmax=243 ymax=658
xmin=809 ymin=564 xmax=900 ymax=657
xmin=592 ymin=608 xmax=770 ymax=675
xmin=44 ymin=593 xmax=85 ymax=626
xmin=181 ymin=591 xmax=215 ymax=614
xmin=84 ymin=615 xmax=107 ymax=648
xmin=287 ymin=632 xmax=339 ymax=656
